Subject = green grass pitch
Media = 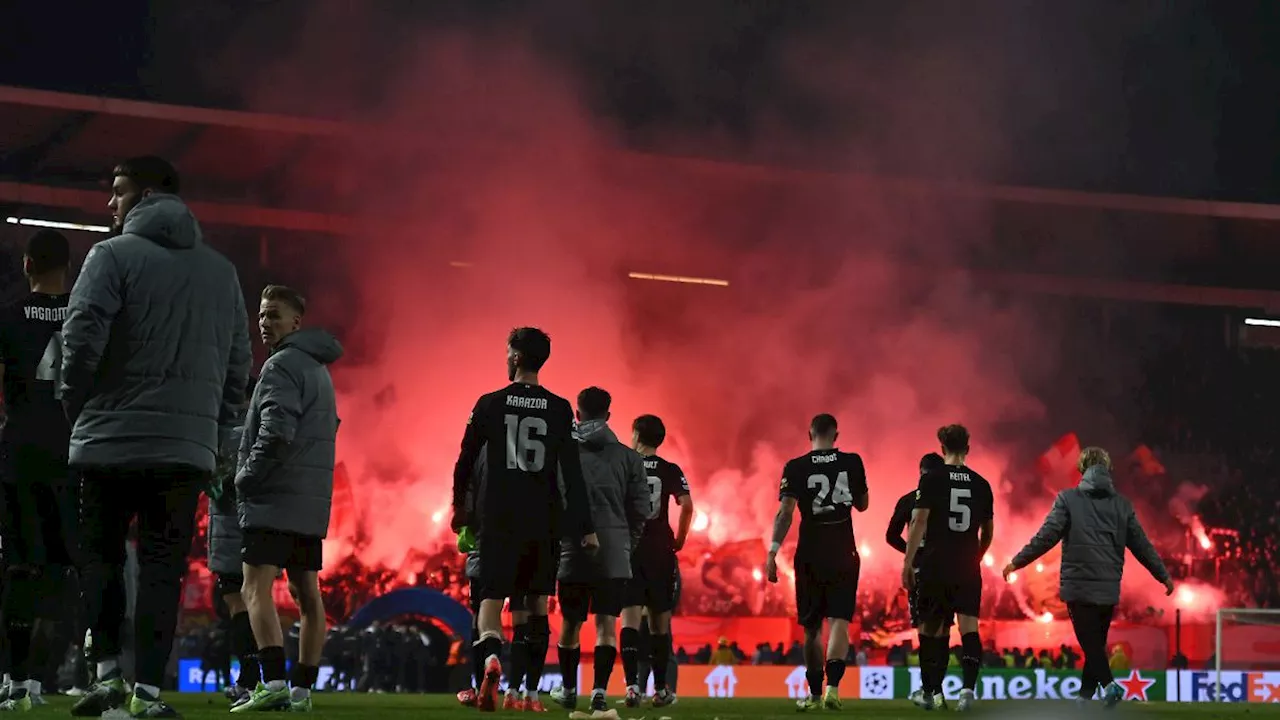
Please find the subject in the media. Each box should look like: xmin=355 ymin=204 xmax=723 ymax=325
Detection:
xmin=36 ymin=692 xmax=1280 ymax=719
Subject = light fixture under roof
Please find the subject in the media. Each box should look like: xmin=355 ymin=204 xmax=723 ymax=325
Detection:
xmin=5 ymin=216 xmax=110 ymax=233
xmin=627 ymin=272 xmax=729 ymax=287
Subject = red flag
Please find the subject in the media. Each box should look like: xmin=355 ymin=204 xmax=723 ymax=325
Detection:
xmin=1036 ymin=433 xmax=1081 ymax=493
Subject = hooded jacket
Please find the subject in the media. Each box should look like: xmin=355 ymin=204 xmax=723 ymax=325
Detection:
xmin=60 ymin=194 xmax=252 ymax=471
xmin=1011 ymin=466 xmax=1170 ymax=606
xmin=208 ymin=420 xmax=246 ymax=575
xmin=558 ymin=419 xmax=649 ymax=582
xmin=236 ymin=327 xmax=343 ymax=538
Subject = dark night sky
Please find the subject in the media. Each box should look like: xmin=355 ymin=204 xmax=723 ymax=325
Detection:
xmin=3 ymin=0 xmax=1280 ymax=202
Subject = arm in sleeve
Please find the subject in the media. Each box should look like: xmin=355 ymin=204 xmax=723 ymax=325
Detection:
xmin=451 ymin=399 xmax=486 ymax=517
xmin=624 ymin=451 xmax=650 ymax=549
xmin=221 ymin=281 xmax=252 ymax=427
xmin=886 ymin=494 xmax=910 ymax=554
xmin=1125 ymin=504 xmax=1171 ymax=583
xmin=851 ymin=454 xmax=869 ymax=512
xmin=235 ymin=362 xmax=302 ymax=488
xmin=59 ymin=244 xmax=124 ymax=423
xmin=1011 ymin=493 xmax=1069 ymax=569
xmin=557 ymin=408 xmax=595 ymax=538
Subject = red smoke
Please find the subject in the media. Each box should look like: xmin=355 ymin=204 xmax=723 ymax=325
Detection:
xmin=165 ymin=4 xmax=1192 ymax=609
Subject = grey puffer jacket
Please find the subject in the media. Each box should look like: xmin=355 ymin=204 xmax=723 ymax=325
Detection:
xmin=557 ymin=420 xmax=648 ymax=582
xmin=208 ymin=423 xmax=246 ymax=575
xmin=236 ymin=328 xmax=343 ymax=538
xmin=61 ymin=194 xmax=251 ymax=472
xmin=1012 ymin=466 xmax=1170 ymax=606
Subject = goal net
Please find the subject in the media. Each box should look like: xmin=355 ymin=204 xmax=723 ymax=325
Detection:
xmin=1206 ymin=608 xmax=1280 ymax=702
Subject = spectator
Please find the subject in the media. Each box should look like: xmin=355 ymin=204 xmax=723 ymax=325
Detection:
xmin=709 ymin=638 xmax=736 ymax=666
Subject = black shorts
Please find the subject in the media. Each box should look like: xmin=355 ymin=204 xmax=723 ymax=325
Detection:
xmin=916 ymin=568 xmax=982 ymax=626
xmin=795 ymin=556 xmax=860 ymax=630
xmin=0 ymin=445 xmax=76 ymax=569
xmin=216 ymin=573 xmax=245 ymax=598
xmin=558 ymin=579 xmax=626 ymax=623
xmin=475 ymin=532 xmax=556 ymax=601
xmin=624 ymin=552 xmax=678 ymax=614
xmin=242 ymin=528 xmax=323 ymax=574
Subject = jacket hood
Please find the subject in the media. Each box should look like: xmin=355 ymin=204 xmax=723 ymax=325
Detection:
xmin=574 ymin=418 xmax=617 ymax=448
xmin=276 ymin=328 xmax=344 ymax=364
xmin=122 ymin=194 xmax=201 ymax=249
xmin=1080 ymin=466 xmax=1116 ymax=497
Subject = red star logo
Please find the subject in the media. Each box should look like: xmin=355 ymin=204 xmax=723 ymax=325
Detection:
xmin=1117 ymin=670 xmax=1155 ymax=701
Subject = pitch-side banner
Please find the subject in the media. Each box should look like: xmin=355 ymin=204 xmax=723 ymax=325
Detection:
xmin=1165 ymin=670 xmax=1280 ymax=703
xmin=894 ymin=667 xmax=1163 ymax=702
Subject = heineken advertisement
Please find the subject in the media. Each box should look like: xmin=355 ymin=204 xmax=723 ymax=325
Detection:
xmin=888 ymin=667 xmax=1165 ymax=702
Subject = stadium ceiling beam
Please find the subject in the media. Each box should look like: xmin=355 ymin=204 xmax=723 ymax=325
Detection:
xmin=0 ymin=181 xmax=351 ymax=235
xmin=6 ymin=178 xmax=1279 ymax=311
xmin=0 ymin=111 xmax=95 ymax=177
xmin=5 ymin=84 xmax=1280 ymax=222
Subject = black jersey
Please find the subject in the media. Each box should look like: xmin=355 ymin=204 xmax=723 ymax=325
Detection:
xmin=634 ymin=454 xmax=691 ymax=560
xmin=887 ymin=489 xmax=916 ymax=555
xmin=0 ymin=293 xmax=71 ymax=456
xmin=451 ymin=382 xmax=593 ymax=538
xmin=780 ymin=449 xmax=867 ymax=571
xmin=914 ymin=463 xmax=994 ymax=574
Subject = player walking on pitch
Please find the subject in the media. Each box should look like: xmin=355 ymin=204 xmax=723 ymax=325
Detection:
xmin=619 ymin=414 xmax=693 ymax=708
xmin=903 ymin=424 xmax=994 ymax=712
xmin=549 ymin=388 xmax=649 ymax=712
xmin=887 ymin=453 xmax=946 ymax=629
xmin=765 ymin=414 xmax=868 ymax=711
xmin=451 ymin=327 xmax=598 ymax=713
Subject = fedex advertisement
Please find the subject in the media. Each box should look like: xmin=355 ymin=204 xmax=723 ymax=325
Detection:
xmin=1167 ymin=671 xmax=1280 ymax=703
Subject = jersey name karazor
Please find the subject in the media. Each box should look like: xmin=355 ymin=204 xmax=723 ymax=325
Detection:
xmin=914 ymin=464 xmax=994 ymax=571
xmin=452 ymin=382 xmax=585 ymax=536
xmin=635 ymin=454 xmax=690 ymax=559
xmin=0 ymin=292 xmax=71 ymax=451
xmin=780 ymin=449 xmax=867 ymax=568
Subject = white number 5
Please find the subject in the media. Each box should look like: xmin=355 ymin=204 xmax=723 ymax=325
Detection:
xmin=949 ymin=487 xmax=972 ymax=532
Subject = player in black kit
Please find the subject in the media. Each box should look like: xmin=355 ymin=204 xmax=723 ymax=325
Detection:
xmin=450 ymin=327 xmax=598 ymax=713
xmin=765 ymin=414 xmax=868 ymax=712
xmin=619 ymin=414 xmax=692 ymax=708
xmin=903 ymin=424 xmax=994 ymax=712
xmin=887 ymin=453 xmax=946 ymax=628
xmin=0 ymin=230 xmax=75 ymax=710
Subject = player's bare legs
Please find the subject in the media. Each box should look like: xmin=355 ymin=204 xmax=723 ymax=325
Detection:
xmin=286 ymin=572 xmax=325 ymax=709
xmin=521 ymin=596 xmax=551 ymax=711
xmin=646 ymin=609 xmax=676 ymax=705
xmin=504 ymin=604 xmax=530 ymax=709
xmin=619 ymin=607 xmax=645 ymax=706
xmin=822 ymin=618 xmax=850 ymax=708
xmin=912 ymin=619 xmax=950 ymax=710
xmin=955 ymin=614 xmax=981 ymax=711
xmin=475 ymin=598 xmax=508 ymax=711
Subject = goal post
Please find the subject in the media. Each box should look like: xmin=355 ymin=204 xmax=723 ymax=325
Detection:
xmin=1214 ymin=608 xmax=1280 ymax=701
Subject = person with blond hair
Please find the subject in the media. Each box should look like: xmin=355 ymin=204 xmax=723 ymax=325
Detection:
xmin=1003 ymin=446 xmax=1173 ymax=708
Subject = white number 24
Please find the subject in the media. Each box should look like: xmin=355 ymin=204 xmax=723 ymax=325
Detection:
xmin=807 ymin=471 xmax=854 ymax=515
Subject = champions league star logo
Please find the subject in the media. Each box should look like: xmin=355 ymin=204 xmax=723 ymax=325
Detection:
xmin=861 ymin=667 xmax=892 ymax=699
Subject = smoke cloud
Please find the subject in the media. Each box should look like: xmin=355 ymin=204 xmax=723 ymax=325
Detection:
xmin=159 ymin=3 xmax=1192 ymax=608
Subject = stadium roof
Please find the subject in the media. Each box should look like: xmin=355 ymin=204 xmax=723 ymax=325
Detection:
xmin=3 ymin=83 xmax=1280 ymax=313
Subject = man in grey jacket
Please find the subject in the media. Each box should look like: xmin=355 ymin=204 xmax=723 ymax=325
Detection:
xmin=62 ymin=156 xmax=251 ymax=718
xmin=1003 ymin=447 xmax=1173 ymax=708
xmin=232 ymin=285 xmax=342 ymax=715
xmin=550 ymin=387 xmax=648 ymax=713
